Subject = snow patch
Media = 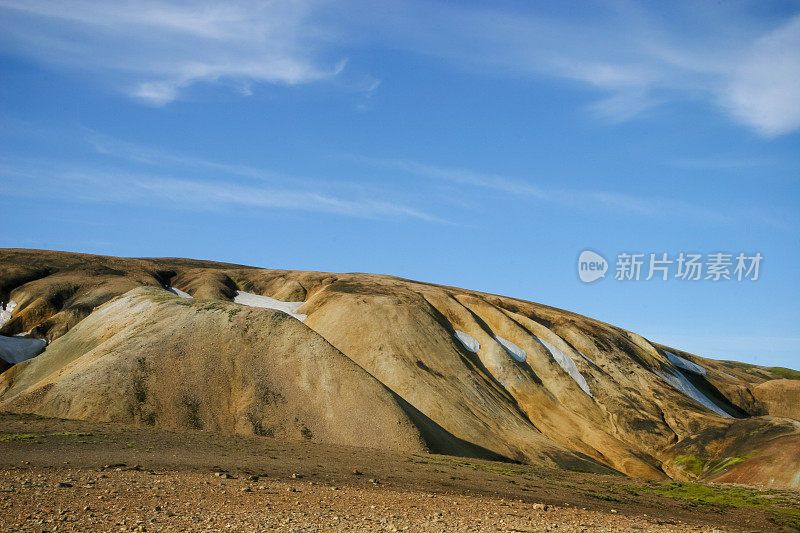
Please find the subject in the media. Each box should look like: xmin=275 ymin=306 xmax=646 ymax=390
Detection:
xmin=167 ymin=287 xmax=193 ymax=299
xmin=493 ymin=335 xmax=527 ymax=363
xmin=577 ymin=350 xmax=597 ymax=366
xmin=0 ymin=301 xmax=17 ymax=329
xmin=535 ymin=337 xmax=593 ymax=396
xmin=0 ymin=335 xmax=46 ymax=365
xmin=233 ymin=291 xmax=307 ymax=321
xmin=653 ymin=367 xmax=731 ymax=417
xmin=454 ymin=331 xmax=480 ymax=353
xmin=664 ymin=350 xmax=706 ymax=375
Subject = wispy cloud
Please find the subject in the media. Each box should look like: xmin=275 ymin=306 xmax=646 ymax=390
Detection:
xmin=364 ymin=158 xmax=548 ymax=199
xmin=722 ymin=15 xmax=800 ymax=137
xmin=350 ymin=155 xmax=798 ymax=229
xmin=334 ymin=1 xmax=800 ymax=136
xmin=351 ymin=155 xmax=695 ymax=217
xmin=1 ymin=165 xmax=441 ymax=222
xmin=86 ymin=132 xmax=289 ymax=183
xmin=0 ymin=0 xmax=346 ymax=105
xmin=0 ymin=140 xmax=442 ymax=222
xmin=0 ymin=1 xmax=797 ymax=134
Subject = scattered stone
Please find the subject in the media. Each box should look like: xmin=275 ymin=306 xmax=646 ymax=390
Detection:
xmin=248 ymin=475 xmax=260 ymax=482
xmin=369 ymin=478 xmax=379 ymax=484
xmin=56 ymin=482 xmax=72 ymax=488
xmin=352 ymin=469 xmax=363 ymax=476
xmin=291 ymin=473 xmax=303 ymax=479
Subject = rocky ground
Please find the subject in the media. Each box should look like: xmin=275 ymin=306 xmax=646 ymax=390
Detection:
xmin=1 ymin=414 xmax=798 ymax=532
xmin=0 ymin=467 xmax=717 ymax=532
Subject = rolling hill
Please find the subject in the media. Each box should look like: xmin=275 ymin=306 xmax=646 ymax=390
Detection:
xmin=1 ymin=248 xmax=798 ymax=488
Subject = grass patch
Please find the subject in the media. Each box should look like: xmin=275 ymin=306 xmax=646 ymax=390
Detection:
xmin=764 ymin=367 xmax=800 ymax=380
xmin=0 ymin=433 xmax=37 ymax=442
xmin=643 ymin=481 xmax=800 ymax=529
xmin=721 ymin=361 xmax=800 ymax=380
xmin=200 ymin=302 xmax=229 ymax=312
xmin=772 ymin=512 xmax=800 ymax=530
xmin=674 ymin=455 xmax=705 ymax=476
xmin=710 ymin=457 xmax=746 ymax=473
xmin=443 ymin=458 xmax=525 ymax=476
xmin=673 ymin=454 xmax=753 ymax=477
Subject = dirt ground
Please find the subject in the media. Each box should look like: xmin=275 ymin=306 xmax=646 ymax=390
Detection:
xmin=0 ymin=413 xmax=797 ymax=532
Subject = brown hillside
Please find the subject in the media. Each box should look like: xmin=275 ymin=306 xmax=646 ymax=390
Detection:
xmin=1 ymin=248 xmax=798 ymax=488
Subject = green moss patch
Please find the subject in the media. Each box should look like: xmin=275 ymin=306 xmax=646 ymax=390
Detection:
xmin=764 ymin=367 xmax=800 ymax=380
xmin=643 ymin=481 xmax=800 ymax=529
xmin=0 ymin=433 xmax=37 ymax=441
xmin=674 ymin=452 xmax=756 ymax=478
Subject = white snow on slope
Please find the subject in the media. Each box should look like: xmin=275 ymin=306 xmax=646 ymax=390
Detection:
xmin=535 ymin=337 xmax=593 ymax=396
xmin=653 ymin=367 xmax=731 ymax=417
xmin=664 ymin=350 xmax=706 ymax=375
xmin=454 ymin=331 xmax=480 ymax=353
xmin=0 ymin=301 xmax=17 ymax=329
xmin=167 ymin=287 xmax=193 ymax=299
xmin=493 ymin=335 xmax=527 ymax=363
xmin=233 ymin=291 xmax=307 ymax=321
xmin=577 ymin=350 xmax=597 ymax=366
xmin=0 ymin=335 xmax=46 ymax=365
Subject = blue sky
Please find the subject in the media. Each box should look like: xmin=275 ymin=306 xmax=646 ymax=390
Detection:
xmin=1 ymin=0 xmax=798 ymax=368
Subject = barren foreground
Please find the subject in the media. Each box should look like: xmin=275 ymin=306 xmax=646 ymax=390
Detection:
xmin=1 ymin=414 xmax=798 ymax=532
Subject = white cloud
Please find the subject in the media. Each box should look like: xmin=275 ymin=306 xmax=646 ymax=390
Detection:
xmin=0 ymin=0 xmax=344 ymax=104
xmin=131 ymin=81 xmax=181 ymax=106
xmin=4 ymin=165 xmax=441 ymax=222
xmin=0 ymin=136 xmax=442 ymax=222
xmin=722 ymin=15 xmax=800 ymax=137
xmin=0 ymin=1 xmax=797 ymax=135
xmin=333 ymin=1 xmax=800 ymax=136
xmin=86 ymin=133 xmax=288 ymax=182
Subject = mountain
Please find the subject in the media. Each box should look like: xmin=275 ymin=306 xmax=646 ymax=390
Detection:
xmin=1 ymin=248 xmax=798 ymax=488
